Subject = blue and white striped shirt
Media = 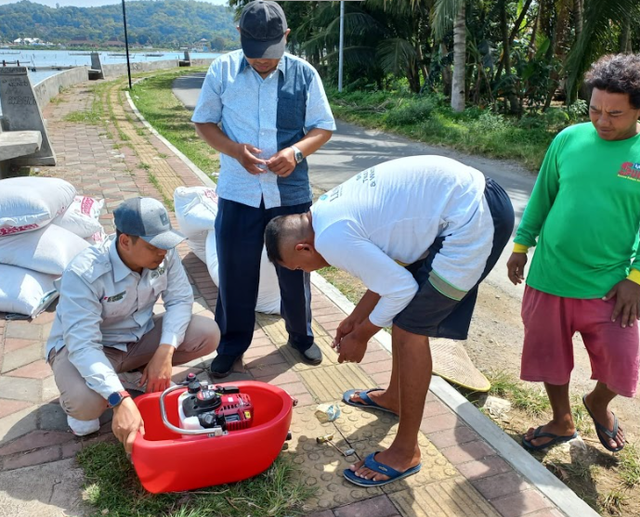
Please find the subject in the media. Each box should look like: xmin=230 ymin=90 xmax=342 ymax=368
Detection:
xmin=192 ymin=50 xmax=336 ymax=209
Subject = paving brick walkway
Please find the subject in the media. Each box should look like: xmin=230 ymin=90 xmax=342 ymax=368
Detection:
xmin=0 ymin=79 xmax=567 ymax=517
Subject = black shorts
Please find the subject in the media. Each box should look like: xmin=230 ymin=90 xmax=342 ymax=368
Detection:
xmin=393 ymin=177 xmax=514 ymax=340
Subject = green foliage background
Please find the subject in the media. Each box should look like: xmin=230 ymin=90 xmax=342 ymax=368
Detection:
xmin=0 ymin=0 xmax=239 ymax=49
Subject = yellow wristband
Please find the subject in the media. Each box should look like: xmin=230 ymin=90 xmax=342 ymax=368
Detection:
xmin=627 ymin=269 xmax=640 ymax=286
xmin=513 ymin=243 xmax=529 ymax=254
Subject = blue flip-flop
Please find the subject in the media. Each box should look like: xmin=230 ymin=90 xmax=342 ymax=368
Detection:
xmin=582 ymin=394 xmax=624 ymax=452
xmin=343 ymin=452 xmax=422 ymax=487
xmin=343 ymin=388 xmax=397 ymax=415
xmin=522 ymin=425 xmax=578 ymax=451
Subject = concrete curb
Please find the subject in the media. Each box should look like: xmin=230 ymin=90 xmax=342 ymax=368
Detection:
xmin=311 ymin=273 xmax=598 ymax=517
xmin=126 ymin=88 xmax=599 ymax=517
xmin=125 ymin=88 xmax=217 ymax=189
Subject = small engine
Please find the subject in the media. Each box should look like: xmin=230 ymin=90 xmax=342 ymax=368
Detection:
xmin=177 ymin=374 xmax=253 ymax=435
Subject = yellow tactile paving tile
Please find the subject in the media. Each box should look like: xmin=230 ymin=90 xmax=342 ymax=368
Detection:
xmin=389 ymin=478 xmax=501 ymax=516
xmin=299 ymin=364 xmax=376 ymax=403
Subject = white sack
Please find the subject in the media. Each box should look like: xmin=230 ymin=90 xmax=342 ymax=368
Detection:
xmin=174 ymin=186 xmax=218 ymax=236
xmin=0 ymin=224 xmax=90 ymax=275
xmin=0 ymin=177 xmax=76 ymax=236
xmin=174 ymin=186 xmax=218 ymax=262
xmin=205 ymin=231 xmax=281 ymax=315
xmin=0 ymin=264 xmax=59 ymax=317
xmin=53 ymin=195 xmax=104 ymax=239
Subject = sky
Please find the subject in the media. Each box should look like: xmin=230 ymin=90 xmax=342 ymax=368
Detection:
xmin=0 ymin=0 xmax=229 ymax=7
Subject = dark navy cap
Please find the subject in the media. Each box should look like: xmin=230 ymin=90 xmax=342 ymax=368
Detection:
xmin=239 ymin=1 xmax=288 ymax=59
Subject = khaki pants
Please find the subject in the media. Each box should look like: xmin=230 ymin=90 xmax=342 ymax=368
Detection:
xmin=50 ymin=314 xmax=219 ymax=420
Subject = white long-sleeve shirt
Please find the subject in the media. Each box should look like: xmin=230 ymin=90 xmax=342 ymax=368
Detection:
xmin=46 ymin=236 xmax=194 ymax=398
xmin=311 ymin=155 xmax=494 ymax=327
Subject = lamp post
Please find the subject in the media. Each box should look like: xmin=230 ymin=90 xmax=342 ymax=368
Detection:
xmin=338 ymin=1 xmax=344 ymax=92
xmin=121 ymin=0 xmax=132 ymax=89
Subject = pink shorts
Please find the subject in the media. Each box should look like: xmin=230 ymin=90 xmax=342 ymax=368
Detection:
xmin=520 ymin=286 xmax=640 ymax=397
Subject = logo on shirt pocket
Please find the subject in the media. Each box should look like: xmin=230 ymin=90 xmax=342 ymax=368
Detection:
xmin=618 ymin=162 xmax=640 ymax=181
xmin=103 ymin=291 xmax=126 ymax=302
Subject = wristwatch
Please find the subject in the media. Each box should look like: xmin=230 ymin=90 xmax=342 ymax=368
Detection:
xmin=107 ymin=390 xmax=131 ymax=408
xmin=291 ymin=145 xmax=304 ymax=164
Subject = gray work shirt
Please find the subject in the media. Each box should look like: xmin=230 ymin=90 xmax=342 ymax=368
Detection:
xmin=46 ymin=236 xmax=194 ymax=399
xmin=192 ymin=50 xmax=336 ymax=209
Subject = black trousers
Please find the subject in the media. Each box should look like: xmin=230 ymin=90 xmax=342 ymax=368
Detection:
xmin=214 ymin=198 xmax=314 ymax=358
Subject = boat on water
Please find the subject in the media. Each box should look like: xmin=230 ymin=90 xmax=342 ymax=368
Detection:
xmin=144 ymin=53 xmax=164 ymax=57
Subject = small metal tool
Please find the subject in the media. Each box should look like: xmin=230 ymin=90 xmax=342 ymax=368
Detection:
xmin=316 ymin=434 xmax=355 ymax=457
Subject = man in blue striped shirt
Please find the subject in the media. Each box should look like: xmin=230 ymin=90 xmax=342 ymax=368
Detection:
xmin=192 ymin=0 xmax=336 ymax=377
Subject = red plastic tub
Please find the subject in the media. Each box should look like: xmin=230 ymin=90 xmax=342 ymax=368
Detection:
xmin=131 ymin=380 xmax=294 ymax=493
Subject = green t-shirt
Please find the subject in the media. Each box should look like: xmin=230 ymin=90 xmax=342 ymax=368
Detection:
xmin=515 ymin=122 xmax=640 ymax=298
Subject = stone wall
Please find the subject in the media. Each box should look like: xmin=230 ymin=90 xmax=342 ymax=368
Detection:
xmin=32 ymin=58 xmax=214 ymax=109
xmin=33 ymin=67 xmax=89 ymax=109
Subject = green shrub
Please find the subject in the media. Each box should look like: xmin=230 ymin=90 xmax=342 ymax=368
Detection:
xmin=385 ymin=96 xmax=440 ymax=126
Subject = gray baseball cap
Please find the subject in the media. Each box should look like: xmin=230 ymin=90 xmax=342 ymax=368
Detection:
xmin=113 ymin=197 xmax=185 ymax=250
xmin=239 ymin=1 xmax=288 ymax=59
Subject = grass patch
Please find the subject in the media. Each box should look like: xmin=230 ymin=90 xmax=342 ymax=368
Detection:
xmin=486 ymin=370 xmax=551 ymax=417
xmin=317 ymin=266 xmax=366 ymax=305
xmin=131 ymin=68 xmax=219 ymax=182
xmin=328 ymin=88 xmax=588 ymax=171
xmin=77 ymin=442 xmax=313 ymax=517
xmin=601 ymin=488 xmax=628 ymax=515
xmin=619 ymin=444 xmax=640 ymax=488
xmin=64 ymin=109 xmax=101 ymax=125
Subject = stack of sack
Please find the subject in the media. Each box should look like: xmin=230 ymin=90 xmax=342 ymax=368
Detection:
xmin=0 ymin=177 xmax=106 ymax=318
xmin=174 ymin=186 xmax=281 ymax=314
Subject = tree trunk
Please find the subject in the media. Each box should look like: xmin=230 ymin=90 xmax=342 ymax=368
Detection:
xmin=494 ymin=0 xmax=534 ymax=86
xmin=451 ymin=3 xmax=466 ymax=112
xmin=416 ymin=42 xmax=430 ymax=90
xmin=620 ymin=19 xmax=631 ymax=53
xmin=528 ymin=4 xmax=539 ymax=58
xmin=574 ymin=0 xmax=583 ymax=39
xmin=440 ymin=42 xmax=452 ymax=97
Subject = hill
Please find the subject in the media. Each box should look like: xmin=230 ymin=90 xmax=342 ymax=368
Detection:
xmin=0 ymin=0 xmax=239 ymax=49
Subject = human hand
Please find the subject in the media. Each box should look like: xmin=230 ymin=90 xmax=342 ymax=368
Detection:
xmin=337 ymin=331 xmax=368 ymax=364
xmin=234 ymin=143 xmax=268 ymax=175
xmin=332 ymin=315 xmax=358 ymax=352
xmin=112 ymin=397 xmax=144 ymax=454
xmin=140 ymin=344 xmax=175 ymax=393
xmin=265 ymin=147 xmax=296 ymax=178
xmin=507 ymin=252 xmax=528 ymax=285
xmin=603 ymin=279 xmax=640 ymax=328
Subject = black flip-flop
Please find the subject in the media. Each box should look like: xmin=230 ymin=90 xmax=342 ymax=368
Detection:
xmin=582 ymin=394 xmax=624 ymax=453
xmin=522 ymin=425 xmax=578 ymax=452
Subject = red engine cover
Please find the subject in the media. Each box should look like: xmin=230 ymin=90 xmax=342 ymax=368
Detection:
xmin=216 ymin=392 xmax=253 ymax=431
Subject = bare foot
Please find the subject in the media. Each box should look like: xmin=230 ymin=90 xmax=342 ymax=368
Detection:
xmin=523 ymin=421 xmax=576 ymax=449
xmin=349 ymin=389 xmax=399 ymax=414
xmin=584 ymin=393 xmax=625 ymax=450
xmin=349 ymin=447 xmax=421 ymax=482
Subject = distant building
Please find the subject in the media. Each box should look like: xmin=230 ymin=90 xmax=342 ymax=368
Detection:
xmin=12 ymin=37 xmax=51 ymax=46
xmin=68 ymin=38 xmax=97 ymax=47
xmin=105 ymin=39 xmax=126 ymax=47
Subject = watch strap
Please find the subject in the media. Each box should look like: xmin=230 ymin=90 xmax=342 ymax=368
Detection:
xmin=291 ymin=145 xmax=304 ymax=164
xmin=108 ymin=390 xmax=131 ymax=408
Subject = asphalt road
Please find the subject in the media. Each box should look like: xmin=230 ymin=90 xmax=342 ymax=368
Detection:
xmin=172 ymin=72 xmax=537 ymax=299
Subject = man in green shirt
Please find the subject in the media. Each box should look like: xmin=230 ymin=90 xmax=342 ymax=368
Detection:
xmin=508 ymin=53 xmax=640 ymax=453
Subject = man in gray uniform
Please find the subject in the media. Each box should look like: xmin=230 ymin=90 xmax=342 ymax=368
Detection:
xmin=46 ymin=197 xmax=219 ymax=452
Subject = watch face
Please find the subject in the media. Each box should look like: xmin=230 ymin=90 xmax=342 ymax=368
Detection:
xmin=108 ymin=392 xmax=122 ymax=406
xmin=294 ymin=150 xmax=304 ymax=163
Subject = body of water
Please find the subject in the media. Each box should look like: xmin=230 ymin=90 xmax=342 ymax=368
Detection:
xmin=0 ymin=48 xmax=220 ymax=85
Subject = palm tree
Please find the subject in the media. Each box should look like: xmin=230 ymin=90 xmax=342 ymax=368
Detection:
xmin=565 ymin=0 xmax=638 ymax=103
xmin=433 ymin=0 xmax=466 ymax=111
